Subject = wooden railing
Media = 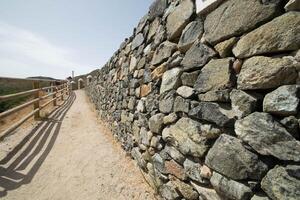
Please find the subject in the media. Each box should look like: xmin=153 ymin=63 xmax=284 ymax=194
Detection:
xmin=0 ymin=78 xmax=71 ymax=140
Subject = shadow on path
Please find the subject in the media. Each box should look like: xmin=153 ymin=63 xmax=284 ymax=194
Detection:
xmin=0 ymin=92 xmax=76 ymax=197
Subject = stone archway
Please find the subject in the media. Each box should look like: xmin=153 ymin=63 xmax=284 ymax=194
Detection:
xmin=78 ymin=78 xmax=84 ymax=89
xmin=87 ymin=75 xmax=92 ymax=85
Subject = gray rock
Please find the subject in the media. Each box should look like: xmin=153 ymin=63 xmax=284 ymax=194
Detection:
xmin=136 ymin=14 xmax=148 ymax=34
xmin=136 ymin=99 xmax=146 ymax=113
xmin=176 ymin=86 xmax=194 ymax=98
xmin=131 ymin=147 xmax=146 ymax=170
xmin=280 ymin=116 xmax=299 ymax=139
xmin=204 ymin=0 xmax=281 ymax=45
xmin=180 ymin=71 xmax=200 ymax=87
xmin=198 ymin=89 xmax=231 ymax=102
xmin=190 ymin=181 xmax=221 ymax=200
xmin=166 ymin=0 xmax=195 ymax=41
xmin=152 ymin=41 xmax=177 ymax=66
xmin=181 ymin=41 xmax=217 ymax=71
xmin=149 ymin=113 xmax=165 ymax=134
xmin=178 ymin=19 xmax=204 ymax=52
xmin=263 ymin=85 xmax=300 ymax=116
xmin=160 ymin=68 xmax=182 ymax=94
xmin=127 ymin=97 xmax=136 ymax=110
xmin=147 ymin=17 xmax=161 ymax=42
xmin=132 ymin=33 xmax=144 ymax=50
xmin=152 ymin=153 xmax=166 ymax=174
xmin=171 ymin=178 xmax=199 ymax=200
xmin=237 ymin=56 xmax=297 ymax=90
xmin=162 ymin=117 xmax=209 ymax=158
xmin=140 ymin=127 xmax=153 ymax=147
xmin=205 ymin=134 xmax=268 ymax=180
xmin=251 ymin=195 xmax=270 ymax=200
xmin=261 ymin=165 xmax=300 ymax=200
xmin=164 ymin=145 xmax=185 ymax=164
xmin=159 ymin=90 xmax=175 ymax=114
xmin=194 ymin=58 xmax=235 ymax=93
xmin=210 ymin=172 xmax=253 ymax=200
xmin=214 ymin=37 xmax=238 ymax=58
xmin=198 ymin=123 xmax=222 ymax=139
xmin=148 ymin=0 xmax=168 ymax=21
xmin=174 ymin=96 xmax=189 ymax=113
xmin=235 ymin=112 xmax=300 ymax=162
xmin=189 ymin=102 xmax=235 ymax=127
xmin=285 ymin=0 xmax=300 ymax=11
xmin=163 ymin=113 xmax=178 ymax=125
xmin=159 ymin=182 xmax=180 ymax=200
xmin=230 ymin=89 xmax=259 ymax=119
xmin=184 ymin=159 xmax=208 ymax=184
xmin=233 ymin=12 xmax=300 ymax=58
xmin=137 ymin=57 xmax=146 ymax=70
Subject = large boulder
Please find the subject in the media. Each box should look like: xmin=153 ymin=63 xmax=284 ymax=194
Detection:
xmin=263 ymin=85 xmax=300 ymax=116
xmin=261 ymin=165 xmax=300 ymax=200
xmin=205 ymin=134 xmax=268 ymax=180
xmin=152 ymin=41 xmax=177 ymax=66
xmin=204 ymin=0 xmax=281 ymax=45
xmin=160 ymin=68 xmax=182 ymax=94
xmin=237 ymin=56 xmax=297 ymax=90
xmin=162 ymin=117 xmax=209 ymax=158
xmin=210 ymin=172 xmax=253 ymax=200
xmin=181 ymin=41 xmax=217 ymax=71
xmin=166 ymin=0 xmax=195 ymax=41
xmin=194 ymin=58 xmax=235 ymax=93
xmin=189 ymin=102 xmax=234 ymax=127
xmin=235 ymin=112 xmax=300 ymax=162
xmin=233 ymin=12 xmax=300 ymax=58
xmin=178 ymin=19 xmax=204 ymax=52
xmin=148 ymin=0 xmax=168 ymax=21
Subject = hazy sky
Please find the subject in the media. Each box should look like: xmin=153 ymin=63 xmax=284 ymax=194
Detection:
xmin=0 ymin=0 xmax=152 ymax=79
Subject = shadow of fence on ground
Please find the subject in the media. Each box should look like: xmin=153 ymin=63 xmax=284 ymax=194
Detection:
xmin=0 ymin=92 xmax=76 ymax=197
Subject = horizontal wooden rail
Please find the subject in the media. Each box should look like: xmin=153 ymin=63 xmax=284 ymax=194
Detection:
xmin=0 ymin=78 xmax=71 ymax=141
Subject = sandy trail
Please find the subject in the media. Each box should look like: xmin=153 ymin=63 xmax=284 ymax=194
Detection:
xmin=0 ymin=90 xmax=156 ymax=200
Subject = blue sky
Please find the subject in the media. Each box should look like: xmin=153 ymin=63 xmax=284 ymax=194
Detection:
xmin=0 ymin=0 xmax=152 ymax=79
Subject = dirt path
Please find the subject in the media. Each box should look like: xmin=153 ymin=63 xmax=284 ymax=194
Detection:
xmin=0 ymin=90 xmax=156 ymax=200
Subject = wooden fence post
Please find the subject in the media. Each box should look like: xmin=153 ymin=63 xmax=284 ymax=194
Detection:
xmin=33 ymin=81 xmax=40 ymax=119
xmin=53 ymin=86 xmax=57 ymax=106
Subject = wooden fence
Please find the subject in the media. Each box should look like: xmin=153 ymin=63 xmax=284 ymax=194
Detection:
xmin=0 ymin=78 xmax=71 ymax=140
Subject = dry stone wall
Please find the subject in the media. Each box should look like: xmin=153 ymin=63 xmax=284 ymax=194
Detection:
xmin=86 ymin=0 xmax=300 ymax=199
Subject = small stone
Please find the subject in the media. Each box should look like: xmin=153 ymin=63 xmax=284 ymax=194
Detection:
xmin=210 ymin=172 xmax=253 ymax=200
xmin=140 ymin=127 xmax=153 ymax=147
xmin=160 ymin=68 xmax=182 ymax=94
xmin=180 ymin=71 xmax=200 ymax=87
xmin=200 ymin=165 xmax=212 ymax=179
xmin=235 ymin=112 xmax=300 ymax=162
xmin=137 ymin=57 xmax=146 ymax=70
xmin=230 ymin=89 xmax=259 ymax=119
xmin=261 ymin=165 xmax=300 ymax=200
xmin=174 ymin=96 xmax=189 ymax=113
xmin=233 ymin=12 xmax=300 ymax=58
xmin=159 ymin=90 xmax=175 ymax=114
xmin=151 ymin=63 xmax=168 ymax=80
xmin=171 ymin=178 xmax=199 ymax=200
xmin=280 ymin=116 xmax=299 ymax=139
xmin=150 ymin=136 xmax=160 ymax=148
xmin=178 ymin=18 xmax=204 ymax=52
xmin=194 ymin=58 xmax=235 ymax=93
xmin=166 ymin=0 xmax=195 ymax=41
xmin=176 ymin=86 xmax=194 ymax=98
xmin=131 ymin=147 xmax=146 ymax=170
xmin=237 ymin=56 xmax=297 ymax=90
xmin=152 ymin=41 xmax=177 ymax=66
xmin=205 ymin=134 xmax=269 ymax=180
xmin=159 ymin=182 xmax=180 ymax=200
xmin=164 ymin=145 xmax=185 ymax=164
xmin=163 ymin=113 xmax=178 ymax=125
xmin=285 ymin=0 xmax=300 ymax=11
xmin=162 ymin=117 xmax=209 ymax=158
xmin=140 ymin=84 xmax=152 ymax=97
xmin=129 ymin=56 xmax=137 ymax=72
xmin=184 ymin=159 xmax=208 ymax=184
xmin=232 ymin=59 xmax=243 ymax=74
xmin=127 ymin=97 xmax=136 ymax=110
xmin=198 ymin=89 xmax=231 ymax=102
xmin=189 ymin=102 xmax=234 ymax=127
xmin=148 ymin=0 xmax=168 ymax=21
xmin=147 ymin=17 xmax=161 ymax=42
xmin=149 ymin=113 xmax=165 ymax=134
xmin=132 ymin=33 xmax=144 ymax=50
xmin=136 ymin=99 xmax=146 ymax=113
xmin=250 ymin=195 xmax=270 ymax=200
xmin=165 ymin=160 xmax=186 ymax=180
xmin=181 ymin=41 xmax=217 ymax=71
xmin=190 ymin=181 xmax=221 ymax=200
xmin=214 ymin=37 xmax=238 ymax=58
xmin=152 ymin=153 xmax=166 ymax=174
xmin=263 ymin=85 xmax=300 ymax=116
xmin=204 ymin=0 xmax=281 ymax=45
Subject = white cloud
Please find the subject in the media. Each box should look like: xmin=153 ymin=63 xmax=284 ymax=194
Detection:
xmin=0 ymin=22 xmax=91 ymax=79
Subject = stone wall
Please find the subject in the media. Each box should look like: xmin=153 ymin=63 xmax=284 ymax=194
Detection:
xmin=86 ymin=0 xmax=300 ymax=199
